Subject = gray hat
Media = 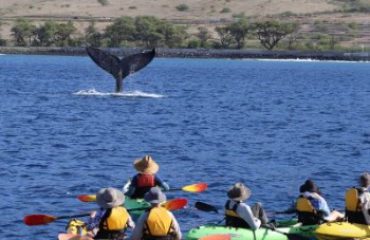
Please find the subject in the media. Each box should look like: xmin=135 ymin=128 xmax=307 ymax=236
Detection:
xmin=144 ymin=187 xmax=167 ymax=204
xmin=360 ymin=172 xmax=370 ymax=187
xmin=227 ymin=183 xmax=251 ymax=201
xmin=96 ymin=187 xmax=125 ymax=209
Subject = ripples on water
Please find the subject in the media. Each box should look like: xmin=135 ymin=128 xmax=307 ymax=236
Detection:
xmin=0 ymin=55 xmax=370 ymax=239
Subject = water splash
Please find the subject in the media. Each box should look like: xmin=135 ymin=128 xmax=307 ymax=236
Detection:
xmin=73 ymin=88 xmax=165 ymax=98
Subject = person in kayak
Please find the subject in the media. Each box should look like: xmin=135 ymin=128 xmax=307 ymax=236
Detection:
xmin=126 ymin=155 xmax=170 ymax=199
xmin=86 ymin=187 xmax=135 ymax=240
xmin=224 ymin=182 xmax=269 ymax=230
xmin=345 ymin=172 xmax=370 ymax=224
xmin=131 ymin=187 xmax=182 ymax=240
xmin=297 ymin=180 xmax=344 ymax=225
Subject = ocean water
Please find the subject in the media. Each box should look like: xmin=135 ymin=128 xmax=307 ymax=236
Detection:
xmin=0 ymin=55 xmax=370 ymax=239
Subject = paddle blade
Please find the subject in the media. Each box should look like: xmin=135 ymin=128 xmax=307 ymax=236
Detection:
xmin=195 ymin=201 xmax=219 ymax=213
xmin=161 ymin=198 xmax=188 ymax=211
xmin=77 ymin=194 xmax=96 ymax=202
xmin=200 ymin=234 xmax=231 ymax=240
xmin=182 ymin=182 xmax=208 ymax=193
xmin=24 ymin=214 xmax=56 ymax=226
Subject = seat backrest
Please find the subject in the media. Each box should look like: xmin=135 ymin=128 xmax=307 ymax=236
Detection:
xmin=345 ymin=188 xmax=367 ymax=224
xmin=296 ymin=197 xmax=321 ymax=225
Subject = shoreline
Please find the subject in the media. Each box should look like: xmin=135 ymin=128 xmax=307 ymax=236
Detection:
xmin=0 ymin=47 xmax=369 ymax=61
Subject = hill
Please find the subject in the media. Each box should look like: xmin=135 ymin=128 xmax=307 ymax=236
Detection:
xmin=0 ymin=0 xmax=369 ymax=50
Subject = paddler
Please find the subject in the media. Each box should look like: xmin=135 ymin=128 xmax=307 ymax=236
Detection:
xmin=347 ymin=172 xmax=370 ymax=224
xmin=131 ymin=187 xmax=182 ymax=240
xmin=86 ymin=187 xmax=135 ymax=240
xmin=297 ymin=180 xmax=344 ymax=224
xmin=224 ymin=182 xmax=269 ymax=230
xmin=126 ymin=155 xmax=170 ymax=199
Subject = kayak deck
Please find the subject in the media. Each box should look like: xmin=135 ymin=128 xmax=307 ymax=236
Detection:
xmin=315 ymin=222 xmax=370 ymax=240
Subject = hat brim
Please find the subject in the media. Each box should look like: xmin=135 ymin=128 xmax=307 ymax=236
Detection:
xmin=96 ymin=189 xmax=125 ymax=209
xmin=134 ymin=159 xmax=159 ymax=174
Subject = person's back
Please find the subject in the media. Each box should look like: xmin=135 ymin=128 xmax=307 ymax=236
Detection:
xmin=224 ymin=183 xmax=268 ymax=230
xmin=131 ymin=187 xmax=181 ymax=240
xmin=346 ymin=173 xmax=370 ymax=224
xmin=126 ymin=155 xmax=169 ymax=199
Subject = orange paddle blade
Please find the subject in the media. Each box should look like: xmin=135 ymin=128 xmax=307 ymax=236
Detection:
xmin=161 ymin=198 xmax=188 ymax=211
xmin=77 ymin=194 xmax=96 ymax=202
xmin=182 ymin=182 xmax=208 ymax=193
xmin=24 ymin=214 xmax=57 ymax=226
xmin=200 ymin=234 xmax=231 ymax=240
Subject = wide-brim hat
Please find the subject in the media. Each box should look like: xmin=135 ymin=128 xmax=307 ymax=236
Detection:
xmin=227 ymin=183 xmax=251 ymax=201
xmin=144 ymin=187 xmax=167 ymax=204
xmin=133 ymin=155 xmax=159 ymax=174
xmin=96 ymin=187 xmax=125 ymax=209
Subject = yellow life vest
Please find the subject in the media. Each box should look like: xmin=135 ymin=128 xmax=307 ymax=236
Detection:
xmin=102 ymin=207 xmax=129 ymax=231
xmin=296 ymin=197 xmax=316 ymax=213
xmin=345 ymin=188 xmax=361 ymax=212
xmin=145 ymin=207 xmax=173 ymax=237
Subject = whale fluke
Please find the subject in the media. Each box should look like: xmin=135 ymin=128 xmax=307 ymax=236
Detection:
xmin=86 ymin=47 xmax=155 ymax=92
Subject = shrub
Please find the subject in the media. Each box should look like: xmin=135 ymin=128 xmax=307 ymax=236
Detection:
xmin=176 ymin=4 xmax=189 ymax=11
xmin=97 ymin=0 xmax=109 ymax=6
xmin=220 ymin=7 xmax=231 ymax=13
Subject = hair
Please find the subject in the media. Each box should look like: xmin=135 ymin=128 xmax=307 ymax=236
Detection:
xmin=300 ymin=179 xmax=322 ymax=195
xmin=360 ymin=173 xmax=370 ymax=187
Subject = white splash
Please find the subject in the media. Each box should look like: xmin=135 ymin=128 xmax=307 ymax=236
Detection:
xmin=73 ymin=88 xmax=165 ymax=98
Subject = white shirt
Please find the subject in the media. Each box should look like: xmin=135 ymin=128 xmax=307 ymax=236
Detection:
xmin=225 ymin=200 xmax=261 ymax=230
xmin=359 ymin=187 xmax=370 ymax=224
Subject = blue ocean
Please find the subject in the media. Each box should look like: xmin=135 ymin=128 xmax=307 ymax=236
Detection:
xmin=1 ymin=54 xmax=370 ymax=239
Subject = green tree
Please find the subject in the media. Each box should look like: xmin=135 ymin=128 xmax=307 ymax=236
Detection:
xmin=255 ymin=21 xmax=297 ymax=50
xmin=104 ymin=16 xmax=135 ymax=47
xmin=226 ymin=17 xmax=249 ymax=49
xmin=159 ymin=22 xmax=188 ymax=48
xmin=134 ymin=16 xmax=163 ymax=47
xmin=85 ymin=21 xmax=102 ymax=47
xmin=11 ymin=19 xmax=36 ymax=46
xmin=196 ymin=27 xmax=210 ymax=48
xmin=33 ymin=21 xmax=59 ymax=46
xmin=55 ymin=21 xmax=76 ymax=46
xmin=215 ymin=26 xmax=234 ymax=48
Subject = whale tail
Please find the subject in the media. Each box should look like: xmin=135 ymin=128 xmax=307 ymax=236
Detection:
xmin=86 ymin=47 xmax=155 ymax=92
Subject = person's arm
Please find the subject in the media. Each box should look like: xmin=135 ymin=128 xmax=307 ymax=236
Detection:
xmin=237 ymin=203 xmax=261 ymax=230
xmin=86 ymin=209 xmax=105 ymax=230
xmin=125 ymin=176 xmax=137 ymax=197
xmin=126 ymin=214 xmax=135 ymax=229
xmin=155 ymin=175 xmax=170 ymax=191
xmin=169 ymin=212 xmax=182 ymax=240
xmin=129 ymin=213 xmax=147 ymax=240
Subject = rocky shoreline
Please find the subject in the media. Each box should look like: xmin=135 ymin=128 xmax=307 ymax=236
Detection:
xmin=0 ymin=47 xmax=369 ymax=61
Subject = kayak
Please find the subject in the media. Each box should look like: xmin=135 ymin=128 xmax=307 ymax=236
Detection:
xmin=186 ymin=224 xmax=317 ymax=240
xmin=125 ymin=197 xmax=150 ymax=218
xmin=315 ymin=222 xmax=370 ymax=240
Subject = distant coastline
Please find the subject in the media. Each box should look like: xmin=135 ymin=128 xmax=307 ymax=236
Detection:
xmin=0 ymin=47 xmax=369 ymax=61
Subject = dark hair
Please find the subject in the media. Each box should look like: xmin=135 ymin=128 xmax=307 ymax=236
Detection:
xmin=300 ymin=179 xmax=321 ymax=195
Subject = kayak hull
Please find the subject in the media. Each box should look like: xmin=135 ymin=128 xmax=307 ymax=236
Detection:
xmin=315 ymin=222 xmax=370 ymax=240
xmin=186 ymin=224 xmax=317 ymax=240
xmin=124 ymin=197 xmax=150 ymax=217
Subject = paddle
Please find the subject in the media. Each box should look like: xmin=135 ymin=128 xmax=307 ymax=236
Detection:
xmin=194 ymin=201 xmax=311 ymax=240
xmin=24 ymin=198 xmax=188 ymax=226
xmin=77 ymin=182 xmax=207 ymax=203
xmin=199 ymin=234 xmax=231 ymax=240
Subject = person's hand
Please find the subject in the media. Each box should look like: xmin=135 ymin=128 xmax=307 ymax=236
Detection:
xmin=162 ymin=182 xmax=170 ymax=191
xmin=90 ymin=211 xmax=97 ymax=218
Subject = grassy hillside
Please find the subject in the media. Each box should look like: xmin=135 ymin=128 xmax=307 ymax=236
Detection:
xmin=0 ymin=0 xmax=369 ymax=50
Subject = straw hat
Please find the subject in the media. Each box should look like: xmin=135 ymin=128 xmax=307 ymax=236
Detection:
xmin=133 ymin=155 xmax=159 ymax=174
xmin=96 ymin=187 xmax=125 ymax=209
xmin=227 ymin=183 xmax=251 ymax=201
xmin=144 ymin=187 xmax=167 ymax=204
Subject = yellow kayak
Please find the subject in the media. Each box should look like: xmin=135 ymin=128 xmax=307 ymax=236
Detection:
xmin=315 ymin=222 xmax=370 ymax=240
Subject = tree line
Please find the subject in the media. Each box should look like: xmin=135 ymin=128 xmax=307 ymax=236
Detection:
xmin=0 ymin=16 xmax=328 ymax=51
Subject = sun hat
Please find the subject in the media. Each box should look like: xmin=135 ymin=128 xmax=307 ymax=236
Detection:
xmin=96 ymin=187 xmax=125 ymax=209
xmin=360 ymin=172 xmax=370 ymax=187
xmin=144 ymin=187 xmax=167 ymax=204
xmin=227 ymin=183 xmax=251 ymax=201
xmin=133 ymin=155 xmax=159 ymax=174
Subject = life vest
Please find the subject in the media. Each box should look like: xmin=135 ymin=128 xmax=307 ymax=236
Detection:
xmin=143 ymin=207 xmax=175 ymax=240
xmin=66 ymin=219 xmax=87 ymax=235
xmin=345 ymin=187 xmax=368 ymax=224
xmin=95 ymin=207 xmax=129 ymax=239
xmin=296 ymin=196 xmax=323 ymax=225
xmin=224 ymin=200 xmax=250 ymax=229
xmin=132 ymin=174 xmax=156 ymax=198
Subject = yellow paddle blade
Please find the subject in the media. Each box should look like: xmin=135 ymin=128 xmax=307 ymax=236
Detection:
xmin=182 ymin=183 xmax=208 ymax=193
xmin=77 ymin=194 xmax=96 ymax=202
